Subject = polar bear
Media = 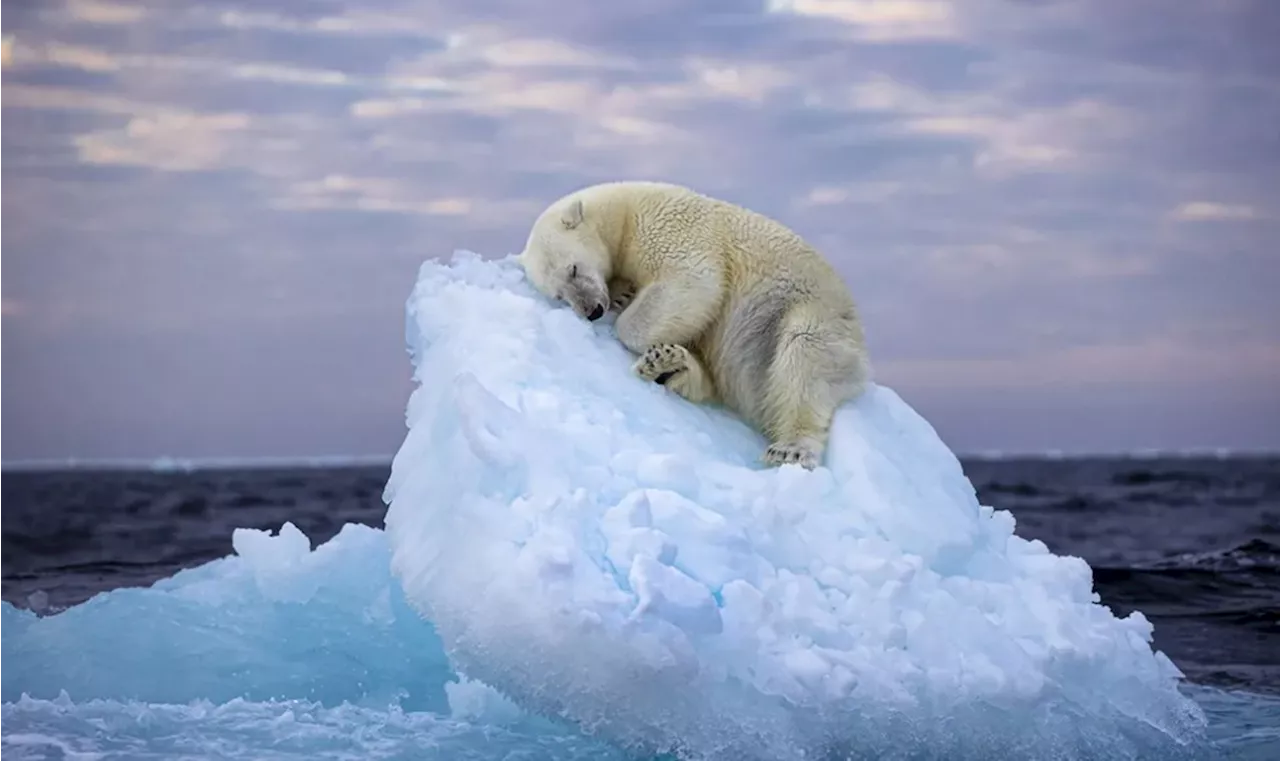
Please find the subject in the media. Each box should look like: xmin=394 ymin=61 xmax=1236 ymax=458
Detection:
xmin=518 ymin=180 xmax=871 ymax=470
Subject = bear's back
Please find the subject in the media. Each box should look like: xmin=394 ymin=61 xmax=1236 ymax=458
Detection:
xmin=581 ymin=180 xmax=848 ymax=297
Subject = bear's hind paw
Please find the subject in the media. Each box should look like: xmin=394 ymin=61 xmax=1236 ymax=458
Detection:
xmin=763 ymin=441 xmax=820 ymax=470
xmin=634 ymin=344 xmax=689 ymax=386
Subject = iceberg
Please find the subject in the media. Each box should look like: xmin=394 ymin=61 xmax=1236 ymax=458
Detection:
xmin=8 ymin=249 xmax=1261 ymax=760
xmin=382 ymin=251 xmax=1209 ymax=760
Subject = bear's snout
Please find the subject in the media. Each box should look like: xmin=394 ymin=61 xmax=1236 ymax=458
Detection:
xmin=587 ymin=304 xmax=605 ymax=321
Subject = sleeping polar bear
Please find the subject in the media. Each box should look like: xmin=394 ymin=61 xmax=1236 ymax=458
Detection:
xmin=518 ymin=180 xmax=872 ymax=470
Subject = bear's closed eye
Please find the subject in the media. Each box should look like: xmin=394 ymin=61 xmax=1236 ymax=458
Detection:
xmin=570 ymin=265 xmax=578 ymax=279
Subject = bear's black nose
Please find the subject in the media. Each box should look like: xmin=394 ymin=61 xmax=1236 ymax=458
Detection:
xmin=587 ymin=304 xmax=605 ymax=321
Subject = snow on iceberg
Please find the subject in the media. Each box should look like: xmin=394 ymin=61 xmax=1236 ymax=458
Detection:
xmin=384 ymin=250 xmax=1210 ymax=761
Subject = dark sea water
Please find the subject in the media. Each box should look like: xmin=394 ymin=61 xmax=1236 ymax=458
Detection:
xmin=3 ymin=456 xmax=1279 ymax=756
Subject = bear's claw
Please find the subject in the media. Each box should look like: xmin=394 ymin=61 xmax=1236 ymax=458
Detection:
xmin=634 ymin=344 xmax=689 ymax=385
xmin=609 ymin=278 xmax=638 ymax=313
xmin=764 ymin=441 xmax=819 ymax=470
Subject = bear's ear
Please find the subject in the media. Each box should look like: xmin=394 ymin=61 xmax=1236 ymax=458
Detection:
xmin=560 ymin=198 xmax=584 ymax=230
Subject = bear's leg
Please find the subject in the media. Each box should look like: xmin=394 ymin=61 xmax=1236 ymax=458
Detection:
xmin=634 ymin=344 xmax=717 ymax=403
xmin=760 ymin=307 xmax=866 ymax=470
xmin=614 ymin=279 xmax=721 ymax=355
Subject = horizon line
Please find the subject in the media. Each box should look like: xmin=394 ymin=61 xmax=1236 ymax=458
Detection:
xmin=3 ymin=447 xmax=1278 ymax=473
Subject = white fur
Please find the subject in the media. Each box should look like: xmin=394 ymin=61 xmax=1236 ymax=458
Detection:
xmin=518 ymin=180 xmax=872 ymax=470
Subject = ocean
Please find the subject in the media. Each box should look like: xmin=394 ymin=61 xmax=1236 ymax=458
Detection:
xmin=2 ymin=455 xmax=1278 ymax=757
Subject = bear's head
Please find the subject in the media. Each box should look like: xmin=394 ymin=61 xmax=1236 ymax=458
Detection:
xmin=518 ymin=196 xmax=612 ymax=322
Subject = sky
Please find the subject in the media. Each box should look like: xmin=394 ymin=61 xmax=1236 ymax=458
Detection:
xmin=2 ymin=0 xmax=1278 ymax=462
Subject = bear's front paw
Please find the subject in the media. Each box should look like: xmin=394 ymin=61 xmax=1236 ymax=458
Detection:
xmin=608 ymin=278 xmax=638 ymax=313
xmin=763 ymin=441 xmax=819 ymax=470
xmin=634 ymin=344 xmax=689 ymax=386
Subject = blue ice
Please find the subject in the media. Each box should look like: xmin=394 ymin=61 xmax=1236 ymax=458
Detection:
xmin=3 ymin=251 xmax=1276 ymax=760
xmin=1 ymin=523 xmax=620 ymax=759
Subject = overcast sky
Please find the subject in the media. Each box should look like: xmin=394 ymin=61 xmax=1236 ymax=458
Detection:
xmin=2 ymin=0 xmax=1278 ymax=462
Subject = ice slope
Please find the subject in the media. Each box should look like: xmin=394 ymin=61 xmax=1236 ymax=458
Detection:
xmin=383 ymin=251 xmax=1210 ymax=761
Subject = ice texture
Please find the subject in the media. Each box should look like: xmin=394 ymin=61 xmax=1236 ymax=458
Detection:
xmin=1 ymin=523 xmax=623 ymax=760
xmin=382 ymin=251 xmax=1211 ymax=760
xmin=5 ymin=250 xmax=1256 ymax=760
xmin=2 ymin=524 xmax=451 ymax=711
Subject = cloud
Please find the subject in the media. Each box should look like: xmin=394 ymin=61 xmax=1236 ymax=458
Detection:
xmin=215 ymin=10 xmax=433 ymax=38
xmin=270 ymin=174 xmax=541 ymax=222
xmin=66 ymin=1 xmax=146 ymax=25
xmin=765 ymin=0 xmax=960 ymax=41
xmin=1170 ymin=201 xmax=1262 ymax=222
xmin=2 ymin=0 xmax=1277 ymax=458
xmin=75 ymin=112 xmax=254 ymax=171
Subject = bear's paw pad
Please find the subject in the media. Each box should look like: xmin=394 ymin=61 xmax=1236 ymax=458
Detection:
xmin=764 ymin=440 xmax=820 ymax=470
xmin=634 ymin=344 xmax=689 ymax=386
